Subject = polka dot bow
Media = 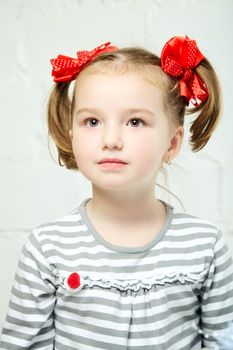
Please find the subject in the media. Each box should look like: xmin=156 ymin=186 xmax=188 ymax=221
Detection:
xmin=50 ymin=42 xmax=118 ymax=83
xmin=161 ymin=35 xmax=209 ymax=107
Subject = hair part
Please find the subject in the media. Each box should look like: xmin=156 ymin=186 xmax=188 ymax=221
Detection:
xmin=47 ymin=46 xmax=222 ymax=170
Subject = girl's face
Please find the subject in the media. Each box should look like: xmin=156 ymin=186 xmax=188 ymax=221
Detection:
xmin=70 ymin=71 xmax=183 ymax=193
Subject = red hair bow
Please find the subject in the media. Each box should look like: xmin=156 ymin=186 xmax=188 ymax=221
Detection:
xmin=50 ymin=42 xmax=118 ymax=83
xmin=161 ymin=36 xmax=209 ymax=106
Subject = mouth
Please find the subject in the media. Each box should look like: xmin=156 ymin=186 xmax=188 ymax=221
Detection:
xmin=98 ymin=158 xmax=127 ymax=165
xmin=98 ymin=158 xmax=128 ymax=169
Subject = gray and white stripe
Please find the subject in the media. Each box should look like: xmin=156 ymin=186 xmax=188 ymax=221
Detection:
xmin=1 ymin=198 xmax=233 ymax=349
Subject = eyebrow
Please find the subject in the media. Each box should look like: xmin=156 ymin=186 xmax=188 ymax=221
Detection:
xmin=75 ymin=108 xmax=155 ymax=117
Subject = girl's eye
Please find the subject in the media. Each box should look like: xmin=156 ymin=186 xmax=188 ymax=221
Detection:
xmin=84 ymin=118 xmax=100 ymax=127
xmin=128 ymin=118 xmax=145 ymax=127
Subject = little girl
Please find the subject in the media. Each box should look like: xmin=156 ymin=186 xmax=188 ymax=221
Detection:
xmin=1 ymin=36 xmax=233 ymax=350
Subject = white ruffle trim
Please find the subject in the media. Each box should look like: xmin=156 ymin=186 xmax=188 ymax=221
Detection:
xmin=83 ymin=271 xmax=207 ymax=291
xmin=54 ymin=269 xmax=208 ymax=292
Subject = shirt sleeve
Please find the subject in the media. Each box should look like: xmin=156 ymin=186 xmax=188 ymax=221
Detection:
xmin=0 ymin=230 xmax=56 ymax=350
xmin=200 ymin=230 xmax=233 ymax=349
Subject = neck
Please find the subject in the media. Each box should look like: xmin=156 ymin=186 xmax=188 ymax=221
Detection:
xmin=86 ymin=184 xmax=163 ymax=225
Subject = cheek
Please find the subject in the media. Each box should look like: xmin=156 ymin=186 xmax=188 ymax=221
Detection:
xmin=71 ymin=132 xmax=98 ymax=163
xmin=132 ymin=131 xmax=167 ymax=156
xmin=137 ymin=143 xmax=162 ymax=166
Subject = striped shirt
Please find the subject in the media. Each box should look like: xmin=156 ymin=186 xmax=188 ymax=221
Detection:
xmin=1 ymin=198 xmax=233 ymax=350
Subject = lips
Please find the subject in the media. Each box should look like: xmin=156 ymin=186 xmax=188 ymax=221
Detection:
xmin=98 ymin=158 xmax=128 ymax=170
xmin=98 ymin=158 xmax=127 ymax=164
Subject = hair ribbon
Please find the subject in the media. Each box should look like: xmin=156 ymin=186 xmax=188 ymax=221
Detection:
xmin=50 ymin=42 xmax=118 ymax=83
xmin=161 ymin=36 xmax=209 ymax=106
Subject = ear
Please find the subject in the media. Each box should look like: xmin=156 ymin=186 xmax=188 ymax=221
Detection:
xmin=164 ymin=125 xmax=184 ymax=162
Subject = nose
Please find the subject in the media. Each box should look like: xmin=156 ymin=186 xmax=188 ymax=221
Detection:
xmin=102 ymin=125 xmax=123 ymax=150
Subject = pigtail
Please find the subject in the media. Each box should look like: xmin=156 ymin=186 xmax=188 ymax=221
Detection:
xmin=187 ymin=58 xmax=222 ymax=152
xmin=47 ymin=82 xmax=77 ymax=169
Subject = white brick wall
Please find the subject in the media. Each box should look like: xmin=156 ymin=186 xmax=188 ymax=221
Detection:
xmin=1 ymin=0 xmax=233 ymax=331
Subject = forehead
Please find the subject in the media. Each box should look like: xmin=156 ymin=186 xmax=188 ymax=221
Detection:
xmin=75 ymin=61 xmax=166 ymax=89
xmin=74 ymin=71 xmax=165 ymax=110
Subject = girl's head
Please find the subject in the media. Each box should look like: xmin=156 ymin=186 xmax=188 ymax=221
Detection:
xmin=47 ymin=37 xmax=222 ymax=175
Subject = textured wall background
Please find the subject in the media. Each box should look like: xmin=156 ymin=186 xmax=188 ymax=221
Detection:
xmin=0 ymin=0 xmax=233 ymax=331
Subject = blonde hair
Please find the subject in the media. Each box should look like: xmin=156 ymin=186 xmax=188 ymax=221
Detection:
xmin=47 ymin=46 xmax=222 ymax=170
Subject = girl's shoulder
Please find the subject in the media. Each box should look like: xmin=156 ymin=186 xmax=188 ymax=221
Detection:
xmin=167 ymin=205 xmax=232 ymax=262
xmin=163 ymin=200 xmax=223 ymax=245
xmin=173 ymin=208 xmax=219 ymax=229
xmin=164 ymin=199 xmax=220 ymax=232
xmin=31 ymin=205 xmax=83 ymax=241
